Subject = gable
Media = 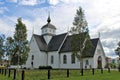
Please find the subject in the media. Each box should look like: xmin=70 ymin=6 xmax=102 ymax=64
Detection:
xmin=94 ymin=39 xmax=106 ymax=57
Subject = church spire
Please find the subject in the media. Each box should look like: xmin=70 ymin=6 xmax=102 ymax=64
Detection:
xmin=47 ymin=12 xmax=51 ymax=23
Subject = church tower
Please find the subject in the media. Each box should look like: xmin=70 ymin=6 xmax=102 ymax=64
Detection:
xmin=41 ymin=15 xmax=56 ymax=44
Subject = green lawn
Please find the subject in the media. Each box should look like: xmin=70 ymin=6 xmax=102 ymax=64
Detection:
xmin=0 ymin=69 xmax=120 ymax=80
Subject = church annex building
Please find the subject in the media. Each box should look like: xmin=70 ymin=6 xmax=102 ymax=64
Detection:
xmin=25 ymin=16 xmax=106 ymax=69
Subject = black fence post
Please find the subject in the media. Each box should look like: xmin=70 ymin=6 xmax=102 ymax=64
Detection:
xmin=4 ymin=69 xmax=6 ymax=76
xmin=22 ymin=70 xmax=25 ymax=80
xmin=0 ymin=68 xmax=1 ymax=74
xmin=13 ymin=69 xmax=16 ymax=80
xmin=108 ymin=68 xmax=110 ymax=73
xmin=118 ymin=67 xmax=120 ymax=72
xmin=92 ymin=68 xmax=94 ymax=75
xmin=101 ymin=68 xmax=103 ymax=74
xmin=81 ymin=68 xmax=83 ymax=76
xmin=48 ymin=69 xmax=50 ymax=80
xmin=2 ymin=69 xmax=4 ymax=75
xmin=8 ymin=69 xmax=11 ymax=77
xmin=67 ymin=69 xmax=69 ymax=77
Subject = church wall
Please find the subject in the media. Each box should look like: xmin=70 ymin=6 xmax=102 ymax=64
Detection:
xmin=60 ymin=52 xmax=80 ymax=69
xmin=93 ymin=40 xmax=106 ymax=68
xmin=48 ymin=51 xmax=94 ymax=69
xmin=83 ymin=58 xmax=93 ymax=69
xmin=26 ymin=36 xmax=47 ymax=68
xmin=48 ymin=51 xmax=59 ymax=68
xmin=42 ymin=28 xmax=56 ymax=35
xmin=48 ymin=52 xmax=93 ymax=69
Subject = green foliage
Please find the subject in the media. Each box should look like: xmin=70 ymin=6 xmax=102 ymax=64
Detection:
xmin=5 ymin=37 xmax=14 ymax=56
xmin=115 ymin=41 xmax=120 ymax=56
xmin=14 ymin=18 xmax=27 ymax=41
xmin=38 ymin=66 xmax=52 ymax=69
xmin=0 ymin=34 xmax=5 ymax=61
xmin=11 ymin=18 xmax=30 ymax=65
xmin=71 ymin=6 xmax=94 ymax=60
xmin=72 ymin=6 xmax=88 ymax=33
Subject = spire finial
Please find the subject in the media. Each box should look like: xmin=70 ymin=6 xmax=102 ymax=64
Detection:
xmin=47 ymin=12 xmax=51 ymax=23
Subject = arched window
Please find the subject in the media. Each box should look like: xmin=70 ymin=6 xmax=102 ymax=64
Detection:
xmin=63 ymin=55 xmax=67 ymax=64
xmin=31 ymin=55 xmax=34 ymax=60
xmin=71 ymin=54 xmax=75 ymax=64
xmin=85 ymin=60 xmax=89 ymax=65
xmin=51 ymin=55 xmax=54 ymax=64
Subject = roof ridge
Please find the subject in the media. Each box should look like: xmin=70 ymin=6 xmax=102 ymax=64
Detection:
xmin=53 ymin=33 xmax=67 ymax=37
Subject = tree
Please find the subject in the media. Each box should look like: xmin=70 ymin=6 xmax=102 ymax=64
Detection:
xmin=70 ymin=7 xmax=94 ymax=70
xmin=115 ymin=42 xmax=120 ymax=69
xmin=115 ymin=42 xmax=120 ymax=56
xmin=5 ymin=37 xmax=14 ymax=66
xmin=11 ymin=18 xmax=30 ymax=66
xmin=0 ymin=34 xmax=5 ymax=65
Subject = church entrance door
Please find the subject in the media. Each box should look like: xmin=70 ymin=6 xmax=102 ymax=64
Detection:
xmin=97 ymin=56 xmax=102 ymax=69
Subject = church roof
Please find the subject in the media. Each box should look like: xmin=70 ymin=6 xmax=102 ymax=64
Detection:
xmin=41 ymin=23 xmax=56 ymax=30
xmin=48 ymin=33 xmax=67 ymax=51
xmin=33 ymin=33 xmax=99 ymax=57
xmin=33 ymin=34 xmax=47 ymax=51
xmin=41 ymin=15 xmax=56 ymax=30
xmin=59 ymin=36 xmax=99 ymax=57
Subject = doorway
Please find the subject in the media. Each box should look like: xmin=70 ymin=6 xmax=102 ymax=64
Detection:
xmin=97 ymin=56 xmax=102 ymax=69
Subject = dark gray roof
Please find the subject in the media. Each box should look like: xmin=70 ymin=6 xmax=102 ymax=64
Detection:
xmin=60 ymin=36 xmax=99 ymax=57
xmin=48 ymin=33 xmax=67 ymax=51
xmin=41 ymin=23 xmax=56 ymax=29
xmin=33 ymin=33 xmax=99 ymax=57
xmin=33 ymin=34 xmax=47 ymax=51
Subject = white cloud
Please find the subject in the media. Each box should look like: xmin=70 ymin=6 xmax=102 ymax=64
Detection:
xmin=49 ymin=0 xmax=59 ymax=5
xmin=0 ymin=18 xmax=14 ymax=37
xmin=48 ymin=0 xmax=86 ymax=5
xmin=19 ymin=0 xmax=38 ymax=6
xmin=5 ymin=0 xmax=17 ymax=3
xmin=18 ymin=0 xmax=45 ymax=6
xmin=0 ymin=7 xmax=8 ymax=14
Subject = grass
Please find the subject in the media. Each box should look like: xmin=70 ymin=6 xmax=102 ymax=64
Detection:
xmin=0 ymin=69 xmax=120 ymax=80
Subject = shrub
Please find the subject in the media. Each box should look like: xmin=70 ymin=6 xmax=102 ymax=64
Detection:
xmin=38 ymin=66 xmax=52 ymax=69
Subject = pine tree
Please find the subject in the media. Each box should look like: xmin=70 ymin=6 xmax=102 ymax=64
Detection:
xmin=11 ymin=18 xmax=30 ymax=65
xmin=71 ymin=7 xmax=94 ymax=70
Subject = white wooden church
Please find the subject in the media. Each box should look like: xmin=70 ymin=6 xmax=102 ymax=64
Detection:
xmin=25 ymin=16 xmax=106 ymax=69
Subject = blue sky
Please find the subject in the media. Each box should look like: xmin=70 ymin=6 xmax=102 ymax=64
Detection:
xmin=0 ymin=0 xmax=120 ymax=58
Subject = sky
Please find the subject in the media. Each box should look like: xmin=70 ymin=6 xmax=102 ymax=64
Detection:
xmin=0 ymin=0 xmax=120 ymax=58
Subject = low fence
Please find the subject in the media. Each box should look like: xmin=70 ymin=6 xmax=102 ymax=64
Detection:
xmin=0 ymin=68 xmax=25 ymax=80
xmin=0 ymin=68 xmax=119 ymax=80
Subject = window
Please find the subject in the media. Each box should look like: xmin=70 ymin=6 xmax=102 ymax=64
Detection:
xmin=45 ymin=29 xmax=47 ymax=32
xmin=71 ymin=54 xmax=75 ymax=64
xmin=63 ymin=55 xmax=67 ymax=64
xmin=31 ymin=55 xmax=34 ymax=60
xmin=49 ymin=29 xmax=51 ymax=32
xmin=53 ymin=30 xmax=55 ymax=33
xmin=86 ymin=60 xmax=89 ymax=65
xmin=51 ymin=55 xmax=54 ymax=64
